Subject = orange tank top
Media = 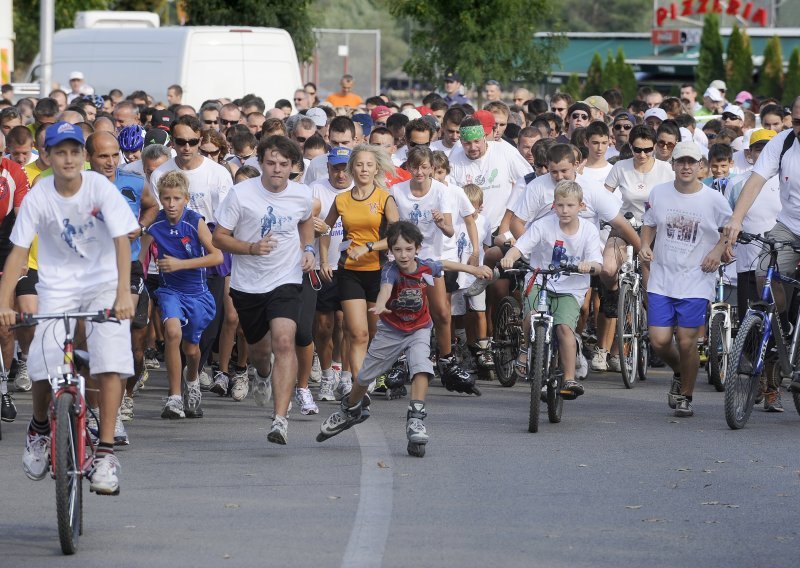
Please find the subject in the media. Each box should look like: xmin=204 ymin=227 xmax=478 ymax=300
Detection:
xmin=335 ymin=187 xmax=391 ymax=271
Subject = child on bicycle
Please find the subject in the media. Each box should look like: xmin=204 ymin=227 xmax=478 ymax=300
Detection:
xmin=0 ymin=122 xmax=138 ymax=495
xmin=500 ymin=180 xmax=603 ymax=396
xmin=639 ymin=142 xmax=732 ymax=417
xmin=317 ymin=220 xmax=491 ymax=456
xmin=143 ymin=171 xmax=222 ymax=420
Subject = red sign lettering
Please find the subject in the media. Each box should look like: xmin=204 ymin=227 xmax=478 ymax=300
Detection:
xmin=655 ymin=0 xmax=769 ymax=27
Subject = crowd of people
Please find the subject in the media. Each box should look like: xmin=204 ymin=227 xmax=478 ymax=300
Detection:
xmin=0 ymin=69 xmax=798 ymax=494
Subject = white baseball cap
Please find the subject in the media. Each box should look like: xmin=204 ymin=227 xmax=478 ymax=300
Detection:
xmin=305 ymin=107 xmax=328 ymax=128
xmin=644 ymin=108 xmax=667 ymax=122
xmin=671 ymin=141 xmax=703 ymax=161
xmin=69 ymin=71 xmax=84 ymax=81
xmin=722 ymin=104 xmax=745 ymax=120
xmin=703 ymin=87 xmax=724 ymax=102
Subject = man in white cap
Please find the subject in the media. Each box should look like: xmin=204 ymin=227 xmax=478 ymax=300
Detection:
xmin=709 ymin=80 xmax=728 ymax=104
xmin=696 ymin=87 xmax=724 ymax=117
xmin=644 ymin=107 xmax=667 ymax=130
xmin=67 ymin=71 xmax=85 ymax=103
xmin=640 ymin=140 xmax=732 ymax=418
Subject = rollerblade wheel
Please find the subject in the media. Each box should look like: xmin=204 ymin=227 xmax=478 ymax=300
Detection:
xmin=407 ymin=441 xmax=426 ymax=457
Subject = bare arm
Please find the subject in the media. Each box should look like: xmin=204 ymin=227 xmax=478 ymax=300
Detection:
xmin=639 ymin=225 xmax=656 ymax=262
xmin=724 ymin=172 xmax=768 ymax=244
xmin=369 ymin=283 xmax=395 ymax=315
xmin=608 ymin=213 xmax=642 ymax=252
xmin=157 ymin=221 xmax=224 ymax=272
xmin=113 ymin=235 xmax=134 ymax=320
xmin=441 ymin=259 xmax=493 ymax=279
xmin=509 ymin=214 xmax=526 ymax=241
xmin=464 ymin=214 xmax=479 ymax=266
xmin=0 ymin=246 xmax=30 ymax=322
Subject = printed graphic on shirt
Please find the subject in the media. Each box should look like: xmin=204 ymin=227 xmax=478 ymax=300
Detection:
xmin=189 ymin=191 xmax=206 ymax=211
xmin=391 ymin=287 xmax=424 ymax=312
xmin=665 ymin=209 xmax=701 ymax=247
xmin=456 ymin=232 xmax=468 ymax=260
xmin=259 ymin=206 xmax=295 ymax=236
xmin=61 ymin=215 xmax=102 ymax=257
xmin=468 ymin=168 xmax=498 ymax=188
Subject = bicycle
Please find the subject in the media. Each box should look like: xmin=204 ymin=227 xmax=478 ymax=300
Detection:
xmin=705 ymin=263 xmax=737 ymax=392
xmin=13 ymin=309 xmax=117 ymax=554
xmin=505 ymin=260 xmax=592 ymax=433
xmin=492 ymin=269 xmax=526 ymax=387
xmin=612 ymin=215 xmax=649 ymax=389
xmin=724 ymin=232 xmax=800 ymax=429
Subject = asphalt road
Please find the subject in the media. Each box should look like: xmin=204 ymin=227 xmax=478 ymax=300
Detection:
xmin=1 ymin=366 xmax=798 ymax=567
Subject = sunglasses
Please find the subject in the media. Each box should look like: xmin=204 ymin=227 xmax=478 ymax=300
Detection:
xmin=175 ymin=137 xmax=201 ymax=147
xmin=219 ymin=119 xmax=238 ymax=126
xmin=202 ymin=119 xmax=218 ymax=125
xmin=632 ymin=146 xmax=654 ymax=154
xmin=705 ymin=133 xmax=717 ymax=140
xmin=674 ymin=158 xmax=699 ymax=166
xmin=289 ymin=171 xmax=302 ymax=180
xmin=721 ymin=113 xmax=741 ymax=120
xmin=571 ymin=113 xmax=589 ymax=120
xmin=295 ymin=136 xmax=308 ymax=143
xmin=613 ymin=123 xmax=632 ymax=131
xmin=551 ymin=107 xmax=566 ymax=112
xmin=408 ymin=141 xmax=430 ymax=148
xmin=657 ymin=140 xmax=676 ymax=149
xmin=200 ymin=148 xmax=220 ymax=157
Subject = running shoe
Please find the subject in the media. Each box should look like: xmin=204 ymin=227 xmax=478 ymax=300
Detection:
xmin=318 ymin=374 xmax=336 ymax=401
xmin=133 ymin=368 xmax=150 ymax=392
xmin=161 ymin=395 xmax=185 ymax=419
xmin=23 ymin=432 xmax=50 ymax=480
xmin=120 ymin=394 xmax=134 ymax=422
xmin=333 ymin=373 xmax=353 ymax=401
xmin=668 ymin=374 xmax=682 ymax=409
xmin=252 ymin=372 xmax=272 ymax=408
xmin=607 ymin=354 xmax=622 ymax=372
xmin=89 ymin=454 xmax=121 ymax=495
xmin=198 ymin=369 xmax=212 ymax=391
xmin=1 ymin=391 xmax=17 ymax=422
xmin=114 ymin=410 xmax=129 ymax=446
xmin=563 ymin=379 xmax=585 ymax=397
xmin=764 ymin=390 xmax=784 ymax=412
xmin=310 ymin=352 xmax=322 ymax=385
xmin=230 ymin=371 xmax=250 ymax=402
xmin=590 ymin=347 xmax=608 ymax=372
xmin=183 ymin=376 xmax=203 ymax=418
xmin=295 ymin=387 xmax=318 ymax=415
xmin=14 ymin=360 xmax=31 ymax=392
xmin=674 ymin=396 xmax=694 ymax=417
xmin=210 ymin=371 xmax=230 ymax=396
xmin=144 ymin=348 xmax=161 ymax=369
xmin=267 ymin=415 xmax=288 ymax=445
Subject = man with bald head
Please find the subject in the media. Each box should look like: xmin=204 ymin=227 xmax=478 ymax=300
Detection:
xmin=87 ymin=131 xmax=159 ymax=433
xmin=94 ymin=116 xmax=115 ymax=134
xmin=57 ymin=109 xmax=85 ymax=125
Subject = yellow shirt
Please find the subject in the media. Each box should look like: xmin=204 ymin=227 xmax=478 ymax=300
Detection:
xmin=334 ymin=187 xmax=391 ymax=271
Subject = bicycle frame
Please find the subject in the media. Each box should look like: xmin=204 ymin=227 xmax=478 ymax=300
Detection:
xmin=709 ymin=266 xmax=733 ymax=349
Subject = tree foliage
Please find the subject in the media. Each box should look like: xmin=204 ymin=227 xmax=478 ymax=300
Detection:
xmin=563 ymin=74 xmax=582 ymax=101
xmin=616 ymin=48 xmax=638 ymax=103
xmin=181 ymin=0 xmax=315 ymax=62
xmin=582 ymin=52 xmax=604 ymax=98
xmin=725 ymin=24 xmax=753 ymax=95
xmin=757 ymin=36 xmax=784 ymax=101
xmin=389 ymin=0 xmax=564 ymax=88
xmin=785 ymin=48 xmax=800 ymax=106
xmin=556 ymin=0 xmax=651 ymax=32
xmin=695 ymin=13 xmax=724 ymax=91
xmin=602 ymin=52 xmax=618 ymax=93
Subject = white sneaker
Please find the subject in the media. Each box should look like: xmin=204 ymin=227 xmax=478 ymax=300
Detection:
xmin=295 ymin=387 xmax=319 ymax=415
xmin=309 ymin=352 xmax=322 ymax=385
xmin=23 ymin=432 xmax=50 ymax=480
xmin=334 ymin=374 xmax=352 ymax=401
xmin=14 ymin=360 xmax=31 ymax=392
xmin=120 ymin=394 xmax=134 ymax=422
xmin=252 ymin=363 xmax=273 ymax=408
xmin=89 ymin=454 xmax=120 ymax=495
xmin=590 ymin=347 xmax=608 ymax=372
xmin=161 ymin=395 xmax=185 ymax=419
xmin=230 ymin=370 xmax=250 ymax=402
xmin=267 ymin=415 xmax=288 ymax=445
xmin=575 ymin=336 xmax=588 ymax=380
xmin=464 ymin=267 xmax=498 ymax=297
xmin=198 ymin=370 xmax=213 ymax=391
xmin=133 ymin=368 xmax=150 ymax=392
xmin=318 ymin=374 xmax=336 ymax=401
xmin=607 ymin=354 xmax=622 ymax=372
xmin=114 ymin=410 xmax=129 ymax=446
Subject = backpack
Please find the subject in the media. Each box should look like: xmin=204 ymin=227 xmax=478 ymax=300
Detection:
xmin=778 ymin=131 xmax=797 ymax=178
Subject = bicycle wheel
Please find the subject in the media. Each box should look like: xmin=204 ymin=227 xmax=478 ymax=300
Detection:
xmin=616 ymin=281 xmax=638 ymax=389
xmin=528 ymin=323 xmax=548 ymax=433
xmin=546 ymin=349 xmax=564 ymax=424
xmin=724 ymin=313 xmax=764 ymax=430
xmin=493 ymin=296 xmax=521 ymax=387
xmin=55 ymin=392 xmax=82 ymax=554
xmin=636 ymin=300 xmax=649 ymax=381
xmin=707 ymin=311 xmax=728 ymax=392
xmin=793 ymin=391 xmax=800 ymax=417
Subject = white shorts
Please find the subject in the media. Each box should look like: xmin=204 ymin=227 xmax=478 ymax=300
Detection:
xmin=451 ymin=289 xmax=486 ymax=316
xmin=28 ymin=286 xmax=134 ymax=381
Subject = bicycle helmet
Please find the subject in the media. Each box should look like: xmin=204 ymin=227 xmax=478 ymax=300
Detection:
xmin=81 ymin=94 xmax=104 ymax=111
xmin=118 ymin=125 xmax=145 ymax=152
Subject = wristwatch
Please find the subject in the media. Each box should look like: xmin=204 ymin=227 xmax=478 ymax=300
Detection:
xmin=365 ymin=241 xmax=374 ymax=252
xmin=140 ymin=224 xmax=147 ymax=235
xmin=304 ymin=244 xmax=316 ymax=255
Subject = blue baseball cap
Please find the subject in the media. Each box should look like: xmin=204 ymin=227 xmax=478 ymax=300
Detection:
xmin=352 ymin=113 xmax=373 ymax=136
xmin=327 ymin=147 xmax=352 ymax=165
xmin=44 ymin=121 xmax=85 ymax=149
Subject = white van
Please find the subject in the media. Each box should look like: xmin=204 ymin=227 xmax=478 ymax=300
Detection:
xmin=26 ymin=26 xmax=302 ymax=109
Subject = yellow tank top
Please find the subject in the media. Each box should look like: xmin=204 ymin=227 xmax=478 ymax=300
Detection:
xmin=335 ymin=187 xmax=391 ymax=271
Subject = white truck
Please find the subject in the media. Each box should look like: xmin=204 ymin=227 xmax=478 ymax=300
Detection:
xmin=24 ymin=25 xmax=302 ymax=108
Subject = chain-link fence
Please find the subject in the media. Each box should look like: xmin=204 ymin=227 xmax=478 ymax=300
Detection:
xmin=304 ymin=29 xmax=380 ymax=101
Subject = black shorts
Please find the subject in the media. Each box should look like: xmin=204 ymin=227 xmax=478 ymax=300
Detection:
xmin=296 ymin=275 xmax=317 ymax=347
xmin=130 ymin=261 xmax=145 ymax=295
xmin=316 ymin=271 xmax=342 ymax=313
xmin=590 ymin=275 xmax=601 ymax=291
xmin=16 ymin=269 xmax=38 ymax=297
xmin=337 ymin=268 xmax=381 ymax=303
xmin=145 ymin=274 xmax=160 ymax=305
xmin=444 ymin=270 xmax=459 ymax=293
xmin=230 ymin=283 xmax=302 ymax=345
xmin=132 ymin=286 xmax=150 ymax=330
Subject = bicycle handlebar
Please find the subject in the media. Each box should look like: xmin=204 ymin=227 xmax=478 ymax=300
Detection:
xmin=11 ymin=309 xmax=118 ymax=329
xmin=719 ymin=227 xmax=800 ymax=253
xmin=503 ymin=259 xmax=596 ymax=276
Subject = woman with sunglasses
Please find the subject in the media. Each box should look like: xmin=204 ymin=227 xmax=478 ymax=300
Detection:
xmin=590 ymin=125 xmax=675 ymax=373
xmin=320 ymin=144 xmax=399 ymax=398
xmin=200 ymin=129 xmax=237 ymax=178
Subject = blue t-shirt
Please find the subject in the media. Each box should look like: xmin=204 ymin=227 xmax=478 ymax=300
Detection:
xmin=113 ymin=168 xmax=145 ymax=259
xmin=147 ymin=208 xmax=208 ymax=295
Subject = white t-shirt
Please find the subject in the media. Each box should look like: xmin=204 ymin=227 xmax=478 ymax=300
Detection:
xmin=392 ymin=179 xmax=454 ymax=260
xmin=122 ymin=160 xmax=144 ymax=176
xmin=215 ymin=179 xmax=312 ymax=294
xmin=310 ymin=178 xmax=352 ymax=270
xmin=11 ymin=171 xmax=139 ymax=297
xmin=151 ymin=157 xmax=232 ymax=222
xmin=643 ymin=182 xmax=732 ymax=301
xmin=728 ymin=171 xmax=781 ymax=274
xmin=441 ymin=185 xmax=476 ymax=262
xmin=456 ymin=213 xmax=493 ymax=288
xmin=515 ymin=215 xmax=603 ymax=303
xmin=299 ymin=153 xmax=329 ymax=185
xmin=392 ymin=145 xmax=408 ymax=167
xmin=753 ymin=129 xmax=800 ymax=235
xmin=605 ymin=158 xmax=675 ymax=222
xmin=448 ymin=140 xmax=533 ymax=230
xmin=730 ymin=149 xmax=752 ymax=176
xmin=581 ymin=162 xmax=613 ymax=185
xmin=430 ymin=139 xmax=461 ymax=157
xmin=512 ymin=173 xmax=622 ymax=230
xmin=605 ymin=146 xmax=620 ymax=160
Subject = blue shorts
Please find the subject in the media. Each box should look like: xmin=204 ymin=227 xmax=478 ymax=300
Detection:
xmin=647 ymin=293 xmax=707 ymax=329
xmin=155 ymin=287 xmax=216 ymax=344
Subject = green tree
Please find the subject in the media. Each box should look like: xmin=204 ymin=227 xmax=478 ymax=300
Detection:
xmin=783 ymin=47 xmax=800 ymax=106
xmin=583 ymin=52 xmax=604 ymax=98
xmin=602 ymin=51 xmax=618 ymax=92
xmin=563 ymin=73 xmax=582 ymax=101
xmin=757 ymin=36 xmax=784 ymax=101
xmin=389 ymin=0 xmax=564 ymax=90
xmin=725 ymin=24 xmax=753 ymax=95
xmin=695 ymin=13 xmax=725 ymax=91
xmin=616 ymin=48 xmax=637 ymax=103
xmin=556 ymin=0 xmax=651 ymax=32
xmin=182 ymin=0 xmax=315 ymax=62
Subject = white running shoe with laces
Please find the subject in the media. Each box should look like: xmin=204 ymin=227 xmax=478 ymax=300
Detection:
xmin=23 ymin=432 xmax=50 ymax=480
xmin=114 ymin=410 xmax=129 ymax=446
xmin=90 ymin=454 xmax=121 ymax=495
xmin=15 ymin=360 xmax=32 ymax=392
xmin=267 ymin=415 xmax=288 ymax=445
xmin=120 ymin=394 xmax=134 ymax=422
xmin=295 ymin=387 xmax=319 ymax=415
xmin=230 ymin=368 xmax=250 ymax=401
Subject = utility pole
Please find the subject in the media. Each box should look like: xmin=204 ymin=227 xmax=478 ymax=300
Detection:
xmin=40 ymin=0 xmax=54 ymax=96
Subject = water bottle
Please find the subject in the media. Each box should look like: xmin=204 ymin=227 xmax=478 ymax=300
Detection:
xmin=551 ymin=240 xmax=566 ymax=268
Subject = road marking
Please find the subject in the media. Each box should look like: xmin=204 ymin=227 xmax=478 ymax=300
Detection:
xmin=341 ymin=419 xmax=394 ymax=568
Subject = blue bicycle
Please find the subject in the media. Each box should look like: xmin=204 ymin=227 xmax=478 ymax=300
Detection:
xmin=725 ymin=231 xmax=800 ymax=429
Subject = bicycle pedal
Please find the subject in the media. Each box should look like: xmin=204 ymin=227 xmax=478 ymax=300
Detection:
xmin=559 ymin=390 xmax=579 ymax=400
